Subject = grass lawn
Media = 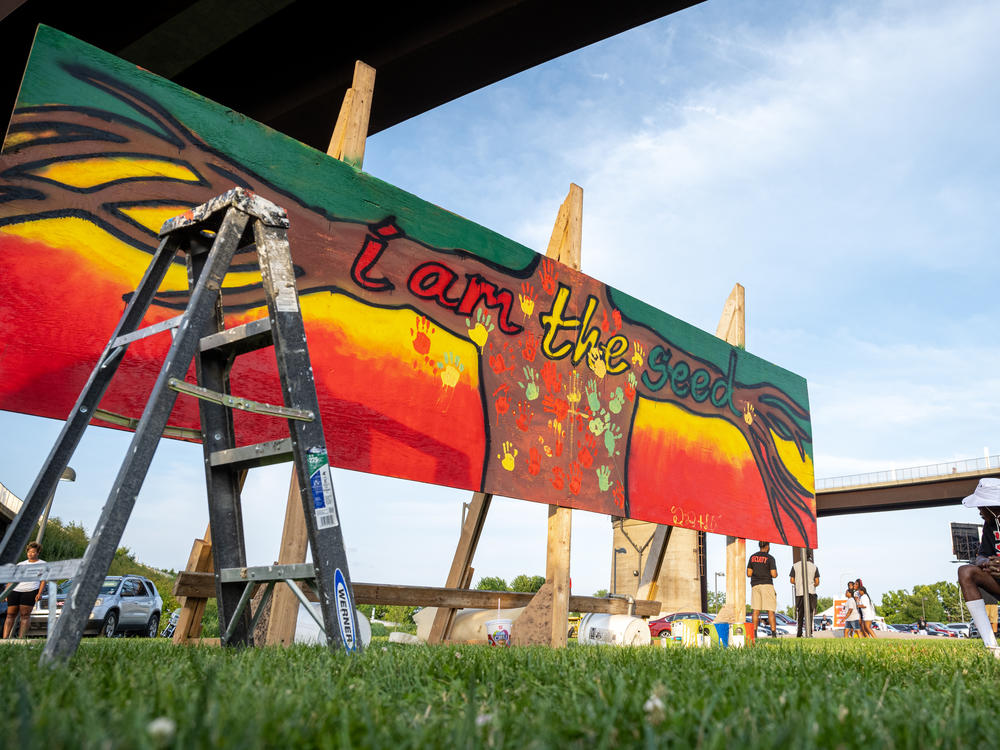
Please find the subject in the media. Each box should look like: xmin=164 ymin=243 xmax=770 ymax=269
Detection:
xmin=0 ymin=637 xmax=994 ymax=748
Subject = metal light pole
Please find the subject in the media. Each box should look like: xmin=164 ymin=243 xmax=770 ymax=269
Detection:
xmin=714 ymin=571 xmax=725 ymax=613
xmin=35 ymin=467 xmax=75 ymax=546
xmin=612 ymin=547 xmax=626 ymax=594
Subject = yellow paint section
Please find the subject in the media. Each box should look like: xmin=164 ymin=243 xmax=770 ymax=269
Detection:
xmin=117 ymin=205 xmax=192 ymax=233
xmin=30 ymin=156 xmax=200 ymax=189
xmin=770 ymin=428 xmax=815 ymax=495
xmin=297 ymin=293 xmax=479 ymax=388
xmin=1 ymin=217 xmax=262 ymax=291
xmin=634 ymin=399 xmax=754 ymax=468
xmin=4 ymin=130 xmax=53 ymax=148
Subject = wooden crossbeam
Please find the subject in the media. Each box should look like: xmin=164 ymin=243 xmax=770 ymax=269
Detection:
xmin=173 ymin=571 xmax=661 ymax=617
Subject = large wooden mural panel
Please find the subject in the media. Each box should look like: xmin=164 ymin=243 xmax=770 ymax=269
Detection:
xmin=0 ymin=27 xmax=817 ymax=546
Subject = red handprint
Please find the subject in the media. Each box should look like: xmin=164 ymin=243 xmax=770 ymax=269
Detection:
xmin=540 ymin=360 xmax=563 ymax=394
xmin=493 ymin=384 xmax=510 ymax=417
xmin=612 ymin=309 xmax=622 ymax=332
xmin=577 ymin=433 xmax=596 ymax=468
xmin=539 ymin=258 xmax=558 ymax=295
xmin=515 ymin=400 xmax=533 ymax=432
xmin=521 ymin=330 xmax=538 ymax=362
xmin=613 ymin=481 xmax=625 ymax=510
xmin=568 ymin=462 xmax=582 ymax=495
xmin=550 ymin=466 xmax=565 ymax=490
xmin=600 ymin=309 xmax=610 ymax=333
xmin=542 ymin=394 xmax=569 ymax=422
xmin=529 ymin=446 xmax=541 ymax=476
xmin=489 ymin=350 xmax=514 ymax=375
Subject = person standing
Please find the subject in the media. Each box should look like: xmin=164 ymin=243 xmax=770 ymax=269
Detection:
xmin=789 ymin=551 xmax=819 ymax=637
xmin=842 ymin=586 xmax=861 ymax=637
xmin=856 ymin=584 xmax=876 ymax=638
xmin=747 ymin=541 xmax=778 ymax=639
xmin=2 ymin=542 xmax=46 ymax=639
xmin=956 ymin=478 xmax=1000 ymax=656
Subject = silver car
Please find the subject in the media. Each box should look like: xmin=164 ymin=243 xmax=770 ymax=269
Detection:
xmin=31 ymin=575 xmax=162 ymax=638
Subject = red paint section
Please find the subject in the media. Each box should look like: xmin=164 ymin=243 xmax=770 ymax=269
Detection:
xmin=627 ymin=422 xmax=775 ymax=541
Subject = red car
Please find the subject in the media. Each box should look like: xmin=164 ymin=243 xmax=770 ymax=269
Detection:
xmin=648 ymin=611 xmax=714 ymax=638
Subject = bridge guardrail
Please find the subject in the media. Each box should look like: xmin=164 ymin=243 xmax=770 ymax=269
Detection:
xmin=817 ymin=455 xmax=998 ymax=491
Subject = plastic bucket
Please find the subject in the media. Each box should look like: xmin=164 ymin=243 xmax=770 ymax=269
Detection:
xmin=485 ymin=618 xmax=512 ymax=647
xmin=578 ymin=613 xmax=651 ymax=646
xmin=714 ymin=622 xmax=730 ymax=647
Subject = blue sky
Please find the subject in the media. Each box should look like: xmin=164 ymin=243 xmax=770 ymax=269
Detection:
xmin=2 ymin=0 xmax=998 ymax=612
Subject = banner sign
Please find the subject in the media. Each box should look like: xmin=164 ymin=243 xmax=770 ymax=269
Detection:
xmin=0 ymin=27 xmax=816 ymax=546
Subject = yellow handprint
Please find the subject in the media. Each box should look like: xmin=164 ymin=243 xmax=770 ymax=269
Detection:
xmin=497 ymin=441 xmax=518 ymax=471
xmin=587 ymin=347 xmax=607 ymax=379
xmin=566 ymin=371 xmax=582 ymax=407
xmin=743 ymin=402 xmax=755 ymax=426
xmin=632 ymin=341 xmax=645 ymax=367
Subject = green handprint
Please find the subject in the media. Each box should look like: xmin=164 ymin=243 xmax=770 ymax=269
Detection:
xmin=596 ymin=465 xmax=612 ymax=492
xmin=466 ymin=308 xmax=495 ymax=350
xmin=518 ymin=365 xmax=540 ymax=401
xmin=608 ymin=386 xmax=625 ymax=414
xmin=604 ymin=422 xmax=623 ymax=456
xmin=588 ymin=409 xmax=609 ymax=437
xmin=585 ymin=378 xmax=600 ymax=412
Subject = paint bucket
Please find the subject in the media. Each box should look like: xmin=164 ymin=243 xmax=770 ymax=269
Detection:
xmin=485 ymin=618 xmax=512 ymax=647
xmin=714 ymin=622 xmax=730 ymax=647
xmin=728 ymin=622 xmax=746 ymax=648
xmin=578 ymin=613 xmax=651 ymax=646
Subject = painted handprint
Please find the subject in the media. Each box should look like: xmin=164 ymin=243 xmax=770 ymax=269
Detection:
xmin=743 ymin=402 xmax=755 ymax=426
xmin=588 ymin=410 xmax=609 ymax=437
xmin=436 ymin=351 xmax=463 ymax=388
xmin=596 ymin=464 xmax=612 ymax=492
xmin=493 ymin=383 xmax=511 ymax=417
xmin=518 ymin=281 xmax=537 ymax=321
xmin=521 ymin=330 xmax=538 ymax=362
xmin=566 ymin=371 xmax=582 ymax=409
xmin=541 ymin=360 xmax=563 ymax=394
xmin=466 ymin=308 xmax=494 ymax=351
xmin=548 ymin=419 xmax=564 ymax=457
xmin=568 ymin=461 xmax=582 ymax=495
xmin=542 ymin=393 xmax=569 ymax=421
xmin=603 ymin=422 xmax=623 ymax=457
xmin=612 ymin=481 xmax=625 ymax=510
xmin=409 ymin=315 xmax=434 ymax=356
xmin=518 ymin=366 xmax=540 ymax=401
xmin=585 ymin=379 xmax=601 ymax=413
xmin=624 ymin=371 xmax=637 ymax=402
xmin=515 ymin=400 xmax=533 ymax=432
xmin=577 ymin=433 xmax=596 ymax=468
xmin=497 ymin=441 xmax=518 ymax=471
xmin=528 ymin=446 xmax=541 ymax=476
xmin=612 ymin=309 xmax=622 ymax=332
xmin=631 ymin=341 xmax=645 ymax=367
xmin=608 ymin=386 xmax=625 ymax=415
xmin=539 ymin=257 xmax=559 ymax=295
xmin=488 ymin=347 xmax=514 ymax=375
xmin=587 ymin=347 xmax=607 ymax=379
xmin=550 ymin=466 xmax=565 ymax=490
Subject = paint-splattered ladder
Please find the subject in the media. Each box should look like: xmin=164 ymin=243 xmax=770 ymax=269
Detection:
xmin=0 ymin=188 xmax=360 ymax=665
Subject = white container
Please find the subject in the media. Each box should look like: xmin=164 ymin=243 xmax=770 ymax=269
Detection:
xmin=578 ymin=613 xmax=651 ymax=646
xmin=485 ymin=618 xmax=513 ymax=647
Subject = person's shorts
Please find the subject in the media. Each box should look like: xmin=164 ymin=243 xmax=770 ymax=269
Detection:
xmin=7 ymin=589 xmax=38 ymax=608
xmin=751 ymin=584 xmax=777 ymax=611
xmin=845 ymin=620 xmax=861 ymax=632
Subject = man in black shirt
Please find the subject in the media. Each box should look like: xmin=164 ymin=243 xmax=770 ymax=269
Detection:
xmin=747 ymin=541 xmax=778 ymax=639
xmin=957 ymin=478 xmax=1000 ymax=656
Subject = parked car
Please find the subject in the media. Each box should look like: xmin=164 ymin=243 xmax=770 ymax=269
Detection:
xmin=745 ymin=614 xmax=794 ymax=637
xmin=648 ymin=611 xmax=714 ymax=638
xmin=887 ymin=623 xmax=911 ymax=633
xmin=945 ymin=622 xmax=970 ymax=638
xmin=31 ymin=575 xmax=162 ymax=638
xmin=924 ymin=622 xmax=957 ymax=637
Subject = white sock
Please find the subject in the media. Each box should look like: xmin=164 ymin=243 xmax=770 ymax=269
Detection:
xmin=967 ymin=599 xmax=997 ymax=648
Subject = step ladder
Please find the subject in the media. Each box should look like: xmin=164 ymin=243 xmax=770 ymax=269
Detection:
xmin=0 ymin=188 xmax=360 ymax=664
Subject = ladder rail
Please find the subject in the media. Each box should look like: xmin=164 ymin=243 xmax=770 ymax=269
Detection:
xmin=41 ymin=210 xmax=251 ymax=665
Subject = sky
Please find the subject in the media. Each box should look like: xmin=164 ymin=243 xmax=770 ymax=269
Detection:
xmin=1 ymin=0 xmax=999 ymax=614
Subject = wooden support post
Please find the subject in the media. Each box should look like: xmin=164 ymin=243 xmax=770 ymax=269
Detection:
xmin=263 ymin=474 xmax=310 ymax=645
xmin=712 ymin=283 xmax=747 ymax=625
xmin=172 ymin=525 xmax=212 ymax=644
xmin=262 ymin=60 xmax=376 ymax=645
xmin=635 ymin=524 xmax=670 ymax=602
xmin=426 ymin=492 xmax=492 ymax=644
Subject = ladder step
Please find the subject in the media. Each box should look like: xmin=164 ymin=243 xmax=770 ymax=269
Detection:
xmin=111 ymin=314 xmax=185 ymax=348
xmin=200 ymin=317 xmax=273 ymax=357
xmin=209 ymin=438 xmax=293 ymax=471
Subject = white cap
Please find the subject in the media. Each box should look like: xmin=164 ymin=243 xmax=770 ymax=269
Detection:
xmin=962 ymin=478 xmax=1000 ymax=508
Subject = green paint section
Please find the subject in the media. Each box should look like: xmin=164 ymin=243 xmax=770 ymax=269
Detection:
xmin=13 ymin=26 xmax=812 ymax=440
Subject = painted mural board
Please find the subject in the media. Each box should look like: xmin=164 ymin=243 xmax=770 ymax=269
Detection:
xmin=0 ymin=27 xmax=816 ymax=546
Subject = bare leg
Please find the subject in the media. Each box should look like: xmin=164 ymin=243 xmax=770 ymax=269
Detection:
xmin=751 ymin=608 xmax=760 ymax=641
xmin=17 ymin=605 xmax=32 ymax=637
xmin=3 ymin=609 xmax=17 ymax=639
